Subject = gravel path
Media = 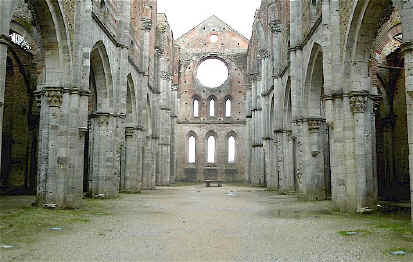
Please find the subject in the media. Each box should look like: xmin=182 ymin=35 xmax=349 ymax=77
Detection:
xmin=1 ymin=185 xmax=412 ymax=262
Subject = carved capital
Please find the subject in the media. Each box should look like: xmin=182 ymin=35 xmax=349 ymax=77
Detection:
xmin=155 ymin=47 xmax=164 ymax=57
xmin=307 ymin=118 xmax=323 ymax=131
xmin=349 ymin=94 xmax=368 ymax=113
xmin=258 ymin=49 xmax=270 ymax=59
xmin=160 ymin=71 xmax=172 ymax=81
xmin=248 ymin=73 xmax=258 ymax=82
xmin=125 ymin=127 xmax=137 ymax=137
xmin=91 ymin=113 xmax=111 ymax=126
xmin=45 ymin=89 xmax=63 ymax=108
xmin=269 ymin=19 xmax=282 ymax=33
xmin=141 ymin=18 xmax=152 ymax=31
xmin=158 ymin=23 xmax=168 ymax=34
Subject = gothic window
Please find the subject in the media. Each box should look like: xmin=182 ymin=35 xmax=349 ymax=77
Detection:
xmin=228 ymin=136 xmax=236 ymax=162
xmin=225 ymin=98 xmax=231 ymax=117
xmin=188 ymin=136 xmax=196 ymax=163
xmin=209 ymin=98 xmax=215 ymax=117
xmin=207 ymin=136 xmax=216 ymax=163
xmin=193 ymin=98 xmax=199 ymax=117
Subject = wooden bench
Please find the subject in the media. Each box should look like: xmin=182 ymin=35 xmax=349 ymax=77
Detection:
xmin=204 ymin=180 xmax=223 ymax=187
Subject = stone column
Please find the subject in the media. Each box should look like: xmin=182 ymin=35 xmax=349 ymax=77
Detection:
xmin=400 ymin=41 xmax=413 ymax=223
xmin=349 ymin=92 xmax=376 ymax=211
xmin=136 ymin=127 xmax=144 ymax=189
xmin=158 ymin=63 xmax=172 ymax=186
xmin=36 ymin=86 xmax=66 ymax=206
xmin=0 ymin=38 xmax=8 ymax=179
xmin=303 ymin=118 xmax=326 ymax=200
xmin=122 ymin=127 xmax=140 ymax=193
xmin=88 ymin=113 xmax=118 ymax=198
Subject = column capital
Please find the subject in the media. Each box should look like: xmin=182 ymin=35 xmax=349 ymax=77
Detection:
xmin=349 ymin=92 xmax=369 ymax=114
xmin=141 ymin=18 xmax=152 ymax=31
xmin=257 ymin=48 xmax=271 ymax=59
xmin=248 ymin=73 xmax=258 ymax=82
xmin=37 ymin=86 xmax=64 ymax=108
xmin=269 ymin=19 xmax=282 ymax=33
xmin=125 ymin=126 xmax=138 ymax=137
xmin=306 ymin=117 xmax=324 ymax=131
xmin=160 ymin=71 xmax=172 ymax=81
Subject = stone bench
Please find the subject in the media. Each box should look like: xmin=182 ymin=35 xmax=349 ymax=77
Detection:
xmin=204 ymin=180 xmax=223 ymax=187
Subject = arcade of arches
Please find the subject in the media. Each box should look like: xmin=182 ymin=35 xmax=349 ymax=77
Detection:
xmin=0 ymin=0 xmax=412 ymax=225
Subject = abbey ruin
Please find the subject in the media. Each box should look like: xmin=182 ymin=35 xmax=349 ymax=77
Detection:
xmin=0 ymin=0 xmax=412 ymax=224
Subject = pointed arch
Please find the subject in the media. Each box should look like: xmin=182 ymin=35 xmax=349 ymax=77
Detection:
xmin=208 ymin=95 xmax=217 ymax=117
xmin=226 ymin=131 xmax=238 ymax=163
xmin=205 ymin=130 xmax=218 ymax=163
xmin=90 ymin=41 xmax=114 ymax=112
xmin=343 ymin=0 xmax=394 ymax=93
xmin=192 ymin=95 xmax=200 ymax=117
xmin=225 ymin=95 xmax=232 ymax=117
xmin=126 ymin=74 xmax=137 ymax=125
xmin=186 ymin=131 xmax=198 ymax=164
xmin=304 ymin=42 xmax=324 ymax=118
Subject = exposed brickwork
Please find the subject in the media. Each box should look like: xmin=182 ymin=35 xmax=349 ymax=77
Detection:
xmin=175 ymin=16 xmax=249 ymax=182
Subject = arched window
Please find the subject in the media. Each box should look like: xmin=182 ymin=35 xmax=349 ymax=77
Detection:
xmin=207 ymin=136 xmax=215 ymax=163
xmin=209 ymin=99 xmax=215 ymax=117
xmin=188 ymin=136 xmax=196 ymax=163
xmin=193 ymin=99 xmax=199 ymax=117
xmin=225 ymin=98 xmax=231 ymax=117
xmin=228 ymin=136 xmax=236 ymax=162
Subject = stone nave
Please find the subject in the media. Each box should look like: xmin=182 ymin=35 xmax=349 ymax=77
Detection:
xmin=0 ymin=0 xmax=412 ymax=225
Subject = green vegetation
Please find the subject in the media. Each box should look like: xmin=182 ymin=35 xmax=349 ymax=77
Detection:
xmin=0 ymin=198 xmax=111 ymax=247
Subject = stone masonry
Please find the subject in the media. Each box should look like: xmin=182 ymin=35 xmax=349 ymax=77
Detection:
xmin=0 ymin=0 xmax=411 ymax=225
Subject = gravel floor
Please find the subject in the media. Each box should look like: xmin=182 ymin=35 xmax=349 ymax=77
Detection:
xmin=1 ymin=185 xmax=412 ymax=262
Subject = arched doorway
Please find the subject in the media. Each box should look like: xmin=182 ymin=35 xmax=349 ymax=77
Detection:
xmin=374 ymin=10 xmax=409 ymax=203
xmin=85 ymin=41 xmax=115 ymax=197
xmin=1 ymin=0 xmax=71 ymax=202
xmin=121 ymin=75 xmax=140 ymax=192
xmin=0 ymin=48 xmax=38 ymax=195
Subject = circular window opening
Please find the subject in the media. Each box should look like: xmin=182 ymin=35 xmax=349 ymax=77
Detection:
xmin=196 ymin=59 xmax=229 ymax=88
xmin=210 ymin=35 xmax=218 ymax=43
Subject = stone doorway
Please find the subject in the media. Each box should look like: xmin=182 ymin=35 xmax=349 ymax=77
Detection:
xmin=0 ymin=49 xmax=38 ymax=196
xmin=376 ymin=50 xmax=410 ymax=202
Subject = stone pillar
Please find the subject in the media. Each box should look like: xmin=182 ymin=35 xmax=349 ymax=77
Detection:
xmin=122 ymin=127 xmax=140 ymax=193
xmin=303 ymin=118 xmax=326 ymax=200
xmin=88 ymin=113 xmax=118 ymax=198
xmin=400 ymin=41 xmax=413 ymax=223
xmin=0 ymin=38 xmax=7 ymax=179
xmin=36 ymin=86 xmax=66 ymax=206
xmin=136 ymin=127 xmax=144 ymax=189
xmin=349 ymin=92 xmax=376 ymax=211
xmin=158 ymin=62 xmax=172 ymax=186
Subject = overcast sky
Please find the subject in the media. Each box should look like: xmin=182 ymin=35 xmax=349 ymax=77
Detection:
xmin=157 ymin=0 xmax=261 ymax=39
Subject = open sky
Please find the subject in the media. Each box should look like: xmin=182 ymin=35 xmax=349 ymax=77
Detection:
xmin=157 ymin=0 xmax=262 ymax=39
